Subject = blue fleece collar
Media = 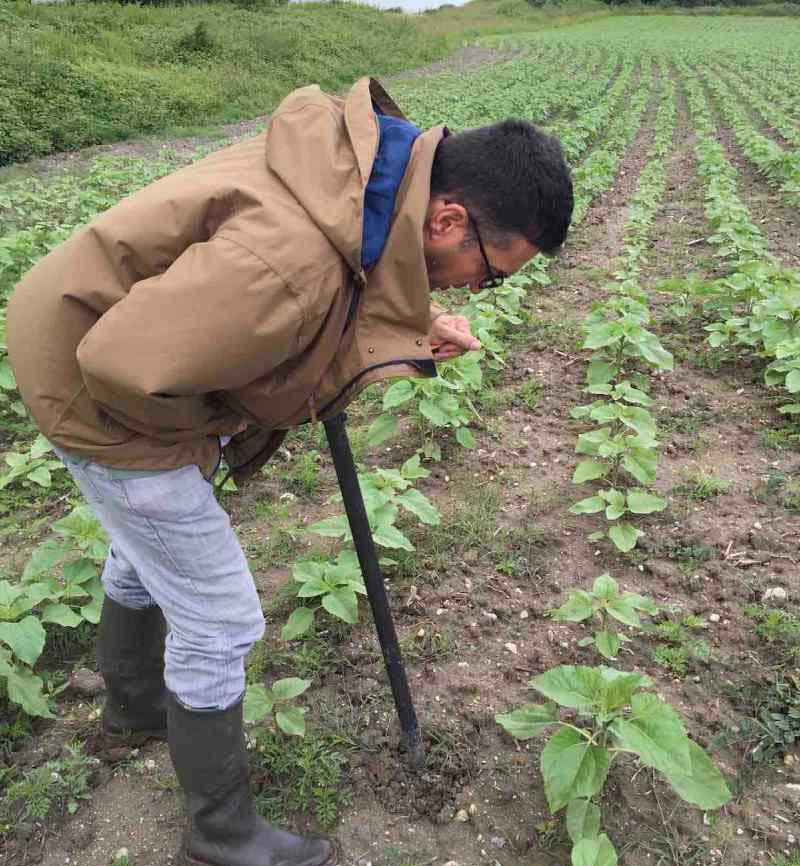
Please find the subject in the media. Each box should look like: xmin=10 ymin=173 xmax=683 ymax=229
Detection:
xmin=361 ymin=112 xmax=421 ymax=269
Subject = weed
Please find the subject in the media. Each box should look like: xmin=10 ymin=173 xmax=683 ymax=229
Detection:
xmin=673 ymin=469 xmax=733 ymax=501
xmin=760 ymin=424 xmax=800 ymax=451
xmin=278 ymin=450 xmax=322 ymax=498
xmin=743 ymin=604 xmax=800 ymax=660
xmin=753 ymin=473 xmax=800 ymax=512
xmin=659 ymin=397 xmax=716 ymax=437
xmin=111 ymin=851 xmax=136 ymax=866
xmin=399 ymin=626 xmax=458 ymax=664
xmin=0 ymin=743 xmax=94 ymax=834
xmin=649 ymin=615 xmax=710 ymax=677
xmin=716 ymin=674 xmax=800 ymax=770
xmin=770 ymin=854 xmax=800 ymax=866
xmin=639 ymin=536 xmax=715 ymax=575
xmin=249 ymin=729 xmax=351 ymax=828
xmin=516 ymin=376 xmax=543 ymax=410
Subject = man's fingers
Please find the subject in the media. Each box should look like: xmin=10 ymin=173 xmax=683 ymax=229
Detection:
xmin=435 ymin=321 xmax=481 ymax=351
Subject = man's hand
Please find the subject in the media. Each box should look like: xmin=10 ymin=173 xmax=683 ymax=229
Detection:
xmin=429 ymin=314 xmax=481 ymax=362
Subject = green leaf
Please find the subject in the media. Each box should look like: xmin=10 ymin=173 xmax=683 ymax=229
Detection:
xmin=395 ymin=489 xmax=440 ymax=526
xmin=611 ymin=692 xmax=691 ymax=773
xmin=571 ymin=834 xmax=618 ymax=866
xmin=0 ymin=358 xmax=16 ymax=390
xmin=419 ymin=398 xmax=449 ymax=426
xmin=566 ymin=798 xmax=601 ymax=844
xmin=271 ymin=677 xmax=311 ymax=703
xmin=622 ymin=449 xmax=657 ymax=485
xmin=530 ymin=666 xmax=600 ymax=711
xmin=572 ymin=460 xmax=610 ymax=485
xmin=400 ymin=454 xmax=429 ymax=480
xmin=541 ymin=726 xmax=611 ymax=812
xmin=322 ymin=588 xmax=359 ymax=624
xmin=569 ymin=496 xmax=606 ymax=515
xmin=275 ymin=706 xmax=307 ymax=737
xmin=778 ymin=403 xmax=800 ymax=414
xmin=608 ymin=523 xmax=642 ymax=552
xmin=0 ymin=580 xmax=25 ymax=607
xmin=495 ymin=702 xmax=558 ymax=739
xmin=383 ymin=380 xmax=415 ymax=409
xmin=308 ymin=515 xmax=349 ymax=539
xmin=626 ymin=488 xmax=667 ymax=514
xmin=29 ymin=435 xmax=53 ymax=460
xmin=281 ymin=607 xmax=314 ymax=641
xmin=0 ymin=616 xmax=46 ymax=665
xmin=27 ymin=466 xmax=52 ymax=488
xmin=592 ymin=573 xmax=618 ymax=600
xmin=455 ymin=426 xmax=476 ymax=449
xmin=366 ymin=413 xmax=398 ymax=447
xmin=0 ymin=665 xmax=54 ymax=718
xmin=243 ymin=683 xmax=274 ymax=723
xmin=372 ymin=524 xmax=414 ymax=551
xmin=595 ymin=630 xmax=620 ymax=660
xmin=23 ymin=541 xmax=68 ymax=580
xmin=586 ymin=360 xmax=617 ymax=386
xmin=658 ymin=739 xmax=732 ymax=809
xmin=39 ymin=602 xmax=82 ymax=628
xmin=79 ymin=581 xmax=104 ymax=625
xmin=550 ymin=591 xmax=595 ymax=623
xmin=605 ymin=598 xmax=641 ymax=628
xmin=63 ymin=558 xmax=98 ymax=586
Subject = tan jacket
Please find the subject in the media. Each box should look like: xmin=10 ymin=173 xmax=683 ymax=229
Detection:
xmin=7 ymin=78 xmax=444 ymax=484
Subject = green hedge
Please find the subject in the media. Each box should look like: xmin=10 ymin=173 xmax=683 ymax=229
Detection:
xmin=0 ymin=1 xmax=450 ymax=166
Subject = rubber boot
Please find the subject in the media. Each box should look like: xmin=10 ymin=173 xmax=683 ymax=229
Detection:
xmin=96 ymin=596 xmax=168 ymax=740
xmin=167 ymin=692 xmax=338 ymax=866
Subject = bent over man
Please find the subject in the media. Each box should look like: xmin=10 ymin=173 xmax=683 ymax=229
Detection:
xmin=7 ymin=78 xmax=573 ymax=866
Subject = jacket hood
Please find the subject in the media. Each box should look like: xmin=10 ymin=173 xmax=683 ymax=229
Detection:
xmin=265 ymin=77 xmax=408 ymax=275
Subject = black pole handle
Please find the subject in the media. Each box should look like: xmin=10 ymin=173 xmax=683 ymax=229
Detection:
xmin=323 ymin=412 xmax=425 ymax=770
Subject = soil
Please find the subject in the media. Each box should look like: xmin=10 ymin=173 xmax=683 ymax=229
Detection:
xmin=2 ymin=48 xmax=800 ymax=866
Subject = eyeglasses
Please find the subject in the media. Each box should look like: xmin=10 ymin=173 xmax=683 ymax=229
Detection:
xmin=469 ymin=212 xmax=506 ymax=291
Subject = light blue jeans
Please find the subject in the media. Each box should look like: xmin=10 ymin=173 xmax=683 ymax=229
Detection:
xmin=54 ymin=448 xmax=265 ymax=710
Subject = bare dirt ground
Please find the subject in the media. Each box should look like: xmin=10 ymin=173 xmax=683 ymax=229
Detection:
xmin=2 ymin=52 xmax=800 ymax=866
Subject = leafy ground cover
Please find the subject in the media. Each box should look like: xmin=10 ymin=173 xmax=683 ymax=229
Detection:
xmin=1 ymin=14 xmax=800 ymax=866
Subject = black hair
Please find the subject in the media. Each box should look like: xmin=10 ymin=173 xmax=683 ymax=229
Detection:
xmin=430 ymin=119 xmax=574 ymax=254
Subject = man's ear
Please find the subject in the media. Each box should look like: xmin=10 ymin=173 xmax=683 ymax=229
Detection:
xmin=425 ymin=198 xmax=469 ymax=243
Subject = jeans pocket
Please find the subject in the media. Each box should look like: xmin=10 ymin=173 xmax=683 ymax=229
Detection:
xmin=118 ymin=465 xmax=213 ymax=523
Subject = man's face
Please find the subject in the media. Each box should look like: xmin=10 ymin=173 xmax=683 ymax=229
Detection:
xmin=423 ymin=197 xmax=539 ymax=292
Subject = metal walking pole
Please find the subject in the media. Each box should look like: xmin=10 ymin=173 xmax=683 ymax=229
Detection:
xmin=323 ymin=412 xmax=425 ymax=771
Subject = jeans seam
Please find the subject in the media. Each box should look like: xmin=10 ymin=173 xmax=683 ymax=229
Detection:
xmin=116 ymin=482 xmax=232 ymax=709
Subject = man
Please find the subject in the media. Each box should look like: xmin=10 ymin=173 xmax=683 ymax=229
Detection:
xmin=7 ymin=77 xmax=572 ymax=866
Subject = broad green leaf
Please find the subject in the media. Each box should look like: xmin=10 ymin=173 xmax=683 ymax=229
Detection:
xmin=243 ymin=683 xmax=274 ymax=723
xmin=39 ymin=602 xmax=82 ymax=628
xmin=566 ymin=798 xmax=601 ymax=844
xmin=785 ymin=369 xmax=800 ymax=392
xmin=569 ymin=496 xmax=605 ymax=515
xmin=79 ymin=581 xmax=104 ymax=625
xmin=0 ymin=580 xmax=25 ymax=607
xmin=271 ymin=677 xmax=311 ymax=703
xmin=296 ymin=577 xmax=329 ymax=598
xmin=622 ymin=450 xmax=657 ymax=485
xmin=657 ymin=739 xmax=731 ymax=809
xmin=595 ymin=631 xmax=620 ymax=660
xmin=550 ymin=591 xmax=595 ymax=623
xmin=455 ymin=426 xmax=476 ymax=449
xmin=638 ymin=333 xmax=674 ymax=370
xmin=275 ymin=706 xmax=307 ymax=737
xmin=0 ymin=616 xmax=46 ymax=665
xmin=308 ymin=515 xmax=349 ymax=539
xmin=605 ymin=598 xmax=641 ymax=628
xmin=383 ymin=380 xmax=415 ymax=409
xmin=592 ymin=573 xmax=618 ymax=600
xmin=372 ymin=524 xmax=414 ymax=551
xmin=0 ymin=664 xmax=54 ymax=718
xmin=495 ymin=702 xmax=558 ymax=739
xmin=586 ymin=360 xmax=617 ymax=386
xmin=541 ymin=726 xmax=611 ymax=812
xmin=282 ymin=607 xmax=314 ymax=641
xmin=530 ymin=666 xmax=600 ymax=711
xmin=583 ymin=321 xmax=623 ymax=350
xmin=611 ymin=692 xmax=691 ymax=775
xmin=322 ymin=588 xmax=358 ymax=624
xmin=366 ymin=413 xmax=398 ymax=447
xmin=419 ymin=398 xmax=449 ymax=426
xmin=23 ymin=580 xmax=62 ymax=607
xmin=23 ymin=540 xmax=67 ymax=580
xmin=597 ymin=669 xmax=651 ymax=713
xmin=571 ymin=834 xmax=618 ymax=866
xmin=626 ymin=489 xmax=667 ymax=514
xmin=396 ymin=489 xmax=441 ymax=526
xmin=573 ymin=460 xmax=610 ymax=485
xmin=63 ymin=558 xmax=97 ymax=585
xmin=30 ymin=435 xmax=53 ymax=460
xmin=0 ymin=358 xmax=16 ymax=390
xmin=778 ymin=403 xmax=800 ymax=414
xmin=599 ymin=488 xmax=626 ymax=520
xmin=27 ymin=466 xmax=52 ymax=488
xmin=401 ymin=454 xmax=429 ymax=480
xmin=608 ymin=523 xmax=642 ymax=552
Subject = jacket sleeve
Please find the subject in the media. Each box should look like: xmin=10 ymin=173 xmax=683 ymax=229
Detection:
xmin=76 ymin=234 xmax=303 ymax=430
